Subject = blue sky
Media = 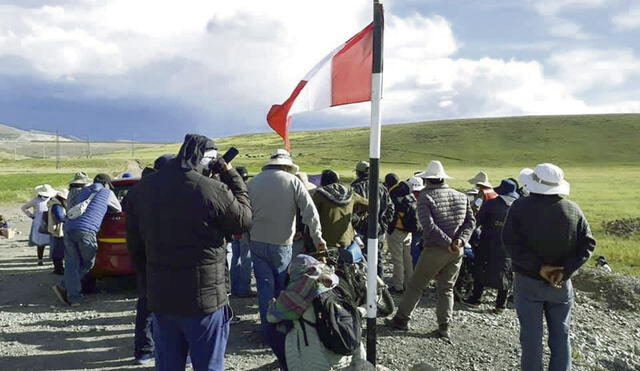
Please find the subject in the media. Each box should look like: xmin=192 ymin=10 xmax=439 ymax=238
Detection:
xmin=0 ymin=0 xmax=638 ymax=141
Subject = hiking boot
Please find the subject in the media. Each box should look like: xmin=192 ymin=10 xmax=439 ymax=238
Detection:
xmin=384 ymin=316 xmax=409 ymax=331
xmin=52 ymin=285 xmax=69 ymax=306
xmin=135 ymin=353 xmax=155 ymax=365
xmin=460 ymin=297 xmax=481 ymax=309
xmin=52 ymin=259 xmax=64 ymax=275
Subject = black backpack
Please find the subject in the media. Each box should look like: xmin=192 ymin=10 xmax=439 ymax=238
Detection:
xmin=300 ymin=289 xmax=362 ymax=356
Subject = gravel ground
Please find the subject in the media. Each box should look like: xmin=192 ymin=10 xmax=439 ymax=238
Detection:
xmin=1 ymin=204 xmax=639 ymax=371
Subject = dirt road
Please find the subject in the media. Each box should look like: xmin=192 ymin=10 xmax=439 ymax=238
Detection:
xmin=1 ymin=204 xmax=639 ymax=371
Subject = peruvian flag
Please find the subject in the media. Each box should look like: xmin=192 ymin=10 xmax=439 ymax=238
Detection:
xmin=267 ymin=22 xmax=376 ymax=149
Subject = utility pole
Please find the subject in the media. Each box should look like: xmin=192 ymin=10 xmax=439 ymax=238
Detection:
xmin=56 ymin=130 xmax=60 ymax=170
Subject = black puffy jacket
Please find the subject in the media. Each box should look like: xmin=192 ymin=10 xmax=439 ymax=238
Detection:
xmin=126 ymin=135 xmax=252 ymax=316
xmin=351 ymin=176 xmax=394 ymax=237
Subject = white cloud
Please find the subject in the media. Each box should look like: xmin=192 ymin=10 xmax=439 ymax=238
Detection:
xmin=0 ymin=0 xmax=637 ymax=136
xmin=528 ymin=0 xmax=609 ymax=40
xmin=547 ymin=48 xmax=640 ymax=93
xmin=611 ymin=5 xmax=640 ymax=30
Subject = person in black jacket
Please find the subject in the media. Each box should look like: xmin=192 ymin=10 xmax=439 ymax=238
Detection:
xmin=351 ymin=161 xmax=394 ymax=277
xmin=461 ymin=179 xmax=519 ymax=312
xmin=126 ymin=134 xmax=252 ymax=371
xmin=503 ymin=163 xmax=595 ymax=371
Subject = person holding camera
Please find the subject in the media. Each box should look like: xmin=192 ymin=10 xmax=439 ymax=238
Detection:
xmin=125 ymin=134 xmax=251 ymax=371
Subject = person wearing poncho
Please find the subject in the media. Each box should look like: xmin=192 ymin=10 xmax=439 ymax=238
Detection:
xmin=267 ymin=254 xmax=367 ymax=371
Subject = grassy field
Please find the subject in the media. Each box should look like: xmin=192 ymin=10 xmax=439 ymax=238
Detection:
xmin=1 ymin=114 xmax=638 ymax=275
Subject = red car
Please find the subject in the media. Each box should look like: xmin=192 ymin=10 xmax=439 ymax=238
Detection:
xmin=86 ymin=178 xmax=138 ymax=284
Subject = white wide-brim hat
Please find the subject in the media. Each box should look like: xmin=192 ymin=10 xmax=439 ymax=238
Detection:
xmin=468 ymin=171 xmax=492 ymax=188
xmin=35 ymin=184 xmax=58 ymax=198
xmin=519 ymin=163 xmax=570 ymax=196
xmin=263 ymin=149 xmax=300 ymax=173
xmin=56 ymin=189 xmax=69 ymax=200
xmin=416 ymin=160 xmax=452 ymax=179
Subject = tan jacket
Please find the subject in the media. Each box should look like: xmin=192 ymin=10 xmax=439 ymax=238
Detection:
xmin=47 ymin=198 xmax=65 ymax=238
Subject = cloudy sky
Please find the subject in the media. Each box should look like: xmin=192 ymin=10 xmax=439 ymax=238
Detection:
xmin=0 ymin=0 xmax=638 ymax=141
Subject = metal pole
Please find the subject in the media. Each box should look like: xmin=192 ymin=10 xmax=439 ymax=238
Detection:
xmin=366 ymin=0 xmax=384 ymax=365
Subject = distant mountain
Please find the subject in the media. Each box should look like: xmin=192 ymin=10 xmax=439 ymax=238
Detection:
xmin=0 ymin=122 xmax=73 ymax=142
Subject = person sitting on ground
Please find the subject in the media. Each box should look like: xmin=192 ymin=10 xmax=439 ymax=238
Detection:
xmin=503 ymin=163 xmax=595 ymax=371
xmin=21 ymin=184 xmax=58 ymax=266
xmin=386 ymin=160 xmax=475 ymax=340
xmin=461 ymin=179 xmax=519 ymax=313
xmin=351 ymin=161 xmax=394 ymax=278
xmin=310 ymin=170 xmax=368 ymax=252
xmin=47 ymin=189 xmax=69 ymax=275
xmin=386 ymin=179 xmax=420 ymax=294
xmin=468 ymin=171 xmax=498 ymax=213
xmin=267 ymin=254 xmax=367 ymax=370
xmin=52 ymin=174 xmax=122 ymax=307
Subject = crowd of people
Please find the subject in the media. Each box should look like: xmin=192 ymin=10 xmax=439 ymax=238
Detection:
xmin=22 ymin=133 xmax=596 ymax=371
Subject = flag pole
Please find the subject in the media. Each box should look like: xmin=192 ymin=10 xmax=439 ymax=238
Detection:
xmin=366 ymin=0 xmax=384 ymax=365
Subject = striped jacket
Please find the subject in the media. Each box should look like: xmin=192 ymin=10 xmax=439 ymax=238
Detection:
xmin=417 ymin=183 xmax=475 ymax=249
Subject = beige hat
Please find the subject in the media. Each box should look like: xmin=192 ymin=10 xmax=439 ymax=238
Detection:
xmin=263 ymin=149 xmax=299 ymax=173
xmin=35 ymin=184 xmax=58 ymax=198
xmin=56 ymin=189 xmax=69 ymax=200
xmin=519 ymin=163 xmax=570 ymax=196
xmin=468 ymin=171 xmax=492 ymax=188
xmin=416 ymin=160 xmax=452 ymax=179
xmin=69 ymin=172 xmax=90 ymax=185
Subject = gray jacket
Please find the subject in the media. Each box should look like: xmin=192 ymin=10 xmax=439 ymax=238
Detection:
xmin=417 ymin=183 xmax=475 ymax=249
xmin=248 ymin=168 xmax=324 ymax=246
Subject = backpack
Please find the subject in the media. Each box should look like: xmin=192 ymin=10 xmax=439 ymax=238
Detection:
xmin=300 ymin=289 xmax=362 ymax=356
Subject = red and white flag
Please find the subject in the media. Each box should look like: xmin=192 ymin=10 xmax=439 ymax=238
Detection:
xmin=267 ymin=22 xmax=375 ymax=149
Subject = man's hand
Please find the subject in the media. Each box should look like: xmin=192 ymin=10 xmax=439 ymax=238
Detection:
xmin=539 ymin=265 xmax=564 ymax=286
xmin=549 ymin=270 xmax=564 ymax=288
xmin=449 ymin=238 xmax=464 ymax=254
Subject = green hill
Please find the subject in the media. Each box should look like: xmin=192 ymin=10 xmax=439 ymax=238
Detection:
xmin=1 ymin=114 xmax=639 ymax=275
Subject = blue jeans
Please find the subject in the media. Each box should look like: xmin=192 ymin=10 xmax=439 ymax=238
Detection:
xmin=249 ymin=241 xmax=292 ymax=340
xmin=514 ymin=273 xmax=573 ymax=371
xmin=62 ymin=230 xmax=98 ymax=303
xmin=230 ymin=237 xmax=252 ymax=296
xmin=152 ymin=305 xmax=231 ymax=371
xmin=50 ymin=236 xmax=65 ymax=260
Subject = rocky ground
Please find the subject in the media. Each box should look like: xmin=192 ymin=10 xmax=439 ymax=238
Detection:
xmin=1 ymin=204 xmax=639 ymax=371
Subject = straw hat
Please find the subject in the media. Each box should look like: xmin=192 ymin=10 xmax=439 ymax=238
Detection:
xmin=519 ymin=163 xmax=570 ymax=196
xmin=407 ymin=176 xmax=425 ymax=192
xmin=263 ymin=149 xmax=299 ymax=173
xmin=468 ymin=171 xmax=492 ymax=188
xmin=416 ymin=160 xmax=452 ymax=179
xmin=35 ymin=184 xmax=58 ymax=198
xmin=69 ymin=172 xmax=90 ymax=185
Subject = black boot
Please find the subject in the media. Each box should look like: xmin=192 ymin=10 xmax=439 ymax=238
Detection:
xmin=52 ymin=258 xmax=64 ymax=275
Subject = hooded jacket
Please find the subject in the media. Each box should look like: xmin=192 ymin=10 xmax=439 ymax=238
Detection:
xmin=312 ymin=183 xmax=368 ymax=248
xmin=125 ymin=134 xmax=252 ymax=316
